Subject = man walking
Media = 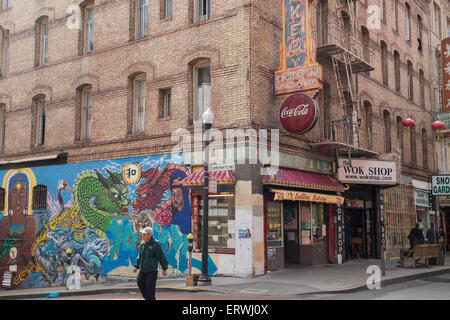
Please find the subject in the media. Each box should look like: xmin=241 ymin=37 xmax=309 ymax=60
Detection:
xmin=133 ymin=227 xmax=169 ymax=300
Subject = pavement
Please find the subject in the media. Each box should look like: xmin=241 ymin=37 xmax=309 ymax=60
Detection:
xmin=1 ymin=253 xmax=450 ymax=299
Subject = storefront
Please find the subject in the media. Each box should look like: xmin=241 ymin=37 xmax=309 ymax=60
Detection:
xmin=413 ymin=179 xmax=432 ymax=230
xmin=343 ymin=186 xmax=377 ymax=260
xmin=262 ymin=167 xmax=346 ymax=269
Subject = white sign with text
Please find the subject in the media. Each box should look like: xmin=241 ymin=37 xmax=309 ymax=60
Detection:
xmin=338 ymin=159 xmax=397 ymax=185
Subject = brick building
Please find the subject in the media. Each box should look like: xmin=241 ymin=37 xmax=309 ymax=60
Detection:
xmin=0 ymin=0 xmax=443 ymax=289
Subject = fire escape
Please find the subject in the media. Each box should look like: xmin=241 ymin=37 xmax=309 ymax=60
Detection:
xmin=310 ymin=0 xmax=376 ymax=161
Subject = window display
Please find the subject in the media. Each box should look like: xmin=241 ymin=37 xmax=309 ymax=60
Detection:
xmin=198 ymin=194 xmax=235 ymax=250
xmin=267 ymin=201 xmax=283 ymax=247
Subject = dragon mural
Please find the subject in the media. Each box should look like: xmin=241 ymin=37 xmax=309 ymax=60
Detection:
xmin=0 ymin=155 xmax=217 ymax=289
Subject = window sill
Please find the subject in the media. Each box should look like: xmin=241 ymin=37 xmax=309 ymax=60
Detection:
xmin=157 ymin=116 xmax=171 ymax=122
xmin=126 ymin=131 xmax=147 ymax=138
xmin=30 ymin=144 xmax=45 ymax=152
xmin=34 ymin=64 xmax=48 ymax=71
xmin=160 ymin=17 xmax=173 ymax=22
xmin=74 ymin=138 xmax=92 ymax=146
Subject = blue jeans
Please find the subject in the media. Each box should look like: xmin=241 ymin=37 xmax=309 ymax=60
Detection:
xmin=137 ymin=271 xmax=158 ymax=300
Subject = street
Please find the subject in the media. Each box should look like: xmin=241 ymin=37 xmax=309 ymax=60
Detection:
xmin=28 ymin=273 xmax=450 ymax=300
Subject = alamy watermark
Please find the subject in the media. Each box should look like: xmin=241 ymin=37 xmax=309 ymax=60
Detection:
xmin=366 ymin=265 xmax=382 ymax=290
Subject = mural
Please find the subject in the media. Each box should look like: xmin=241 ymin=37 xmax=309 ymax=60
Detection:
xmin=0 ymin=153 xmax=218 ymax=289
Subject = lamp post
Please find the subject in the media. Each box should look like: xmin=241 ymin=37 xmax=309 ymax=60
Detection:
xmin=197 ymin=107 xmax=214 ymax=286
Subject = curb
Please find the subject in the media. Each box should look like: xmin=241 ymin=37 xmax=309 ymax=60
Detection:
xmin=2 ymin=266 xmax=450 ymax=299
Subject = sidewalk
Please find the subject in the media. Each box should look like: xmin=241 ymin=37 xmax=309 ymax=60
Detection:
xmin=1 ymin=254 xmax=449 ymax=299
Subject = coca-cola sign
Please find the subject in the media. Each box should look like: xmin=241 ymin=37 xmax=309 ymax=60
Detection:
xmin=279 ymin=93 xmax=319 ymax=134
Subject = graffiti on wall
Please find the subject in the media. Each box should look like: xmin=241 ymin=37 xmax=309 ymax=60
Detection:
xmin=0 ymin=154 xmax=217 ymax=289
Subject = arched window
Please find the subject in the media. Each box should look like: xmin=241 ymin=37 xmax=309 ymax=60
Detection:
xmin=32 ymin=185 xmax=47 ymax=211
xmin=383 ymin=110 xmax=391 ymax=153
xmin=396 ymin=116 xmax=404 ymax=159
xmin=422 ymin=128 xmax=428 ymax=168
xmin=35 ymin=16 xmax=49 ymax=67
xmin=75 ymin=84 xmax=92 ymax=141
xmin=410 ymin=126 xmax=417 ymax=164
xmin=31 ymin=94 xmax=46 ymax=146
xmin=392 ymin=0 xmax=399 ymax=31
xmin=364 ymin=101 xmax=373 ymax=150
xmin=394 ymin=51 xmax=400 ymax=92
xmin=407 ymin=60 xmax=413 ymax=100
xmin=381 ymin=41 xmax=388 ymax=86
xmin=417 ymin=15 xmax=423 ymax=51
xmin=419 ymin=69 xmax=425 ymax=108
xmin=405 ymin=3 xmax=411 ymax=42
xmin=79 ymin=0 xmax=94 ymax=54
xmin=362 ymin=26 xmax=370 ymax=76
xmin=322 ymin=82 xmax=331 ymax=139
xmin=127 ymin=73 xmax=146 ymax=133
xmin=0 ymin=103 xmax=5 ymax=151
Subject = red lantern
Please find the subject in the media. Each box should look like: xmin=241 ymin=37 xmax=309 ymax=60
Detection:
xmin=402 ymin=118 xmax=415 ymax=137
xmin=431 ymin=120 xmax=445 ymax=143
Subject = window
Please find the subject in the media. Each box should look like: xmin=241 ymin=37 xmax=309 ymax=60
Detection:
xmin=322 ymin=82 xmax=331 ymax=139
xmin=364 ymin=101 xmax=373 ymax=150
xmin=196 ymin=0 xmax=210 ymax=22
xmin=84 ymin=2 xmax=94 ymax=53
xmin=81 ymin=86 xmax=92 ymax=140
xmin=383 ymin=110 xmax=391 ymax=153
xmin=159 ymin=88 xmax=171 ymax=119
xmin=0 ymin=104 xmax=5 ymax=151
xmin=134 ymin=74 xmax=146 ymax=132
xmin=392 ymin=0 xmax=398 ymax=31
xmin=447 ymin=18 xmax=450 ymax=38
xmin=197 ymin=195 xmax=235 ymax=250
xmin=2 ymin=29 xmax=9 ymax=77
xmin=194 ymin=64 xmax=211 ymax=123
xmin=419 ymin=69 xmax=425 ymax=108
xmin=417 ymin=15 xmax=423 ymax=51
xmin=407 ymin=60 xmax=413 ymax=101
xmin=317 ymin=0 xmax=328 ymax=45
xmin=381 ymin=41 xmax=388 ymax=86
xmin=422 ymin=129 xmax=428 ymax=169
xmin=362 ymin=27 xmax=370 ymax=76
xmin=379 ymin=0 xmax=386 ymax=22
xmin=161 ymin=0 xmax=172 ymax=19
xmin=40 ymin=19 xmax=48 ymax=65
xmin=405 ymin=3 xmax=411 ymax=42
xmin=434 ymin=4 xmax=441 ymax=36
xmin=3 ymin=0 xmax=11 ymax=10
xmin=137 ymin=0 xmax=148 ymax=39
xmin=394 ymin=51 xmax=400 ymax=92
xmin=32 ymin=185 xmax=47 ymax=211
xmin=396 ymin=116 xmax=404 ymax=158
xmin=37 ymin=98 xmax=45 ymax=145
xmin=410 ymin=126 xmax=417 ymax=164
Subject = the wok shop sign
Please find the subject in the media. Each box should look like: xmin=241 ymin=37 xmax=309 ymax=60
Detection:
xmin=338 ymin=159 xmax=397 ymax=185
xmin=432 ymin=175 xmax=450 ymax=196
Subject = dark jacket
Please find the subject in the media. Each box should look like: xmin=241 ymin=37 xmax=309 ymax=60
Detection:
xmin=408 ymin=227 xmax=425 ymax=249
xmin=134 ymin=238 xmax=169 ymax=273
xmin=439 ymin=231 xmax=447 ymax=252
xmin=426 ymin=228 xmax=440 ymax=244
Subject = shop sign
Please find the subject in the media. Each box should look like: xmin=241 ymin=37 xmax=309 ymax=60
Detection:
xmin=209 ymin=176 xmax=217 ymax=193
xmin=434 ymin=112 xmax=450 ymax=128
xmin=336 ymin=205 xmax=344 ymax=259
xmin=415 ymin=189 xmax=431 ymax=207
xmin=272 ymin=189 xmax=345 ymax=205
xmin=279 ymin=93 xmax=320 ymax=134
xmin=442 ymin=37 xmax=450 ymax=112
xmin=432 ymin=175 xmax=450 ymax=196
xmin=337 ymin=159 xmax=397 ymax=185
xmin=275 ymin=0 xmax=323 ymax=96
xmin=380 ymin=192 xmax=386 ymax=251
xmin=278 ymin=152 xmax=334 ymax=174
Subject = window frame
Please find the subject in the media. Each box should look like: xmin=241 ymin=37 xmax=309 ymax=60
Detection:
xmin=2 ymin=29 xmax=9 ymax=77
xmin=81 ymin=86 xmax=92 ymax=140
xmin=137 ymin=0 xmax=149 ymax=39
xmin=0 ymin=104 xmax=5 ymax=151
xmin=193 ymin=61 xmax=211 ymax=124
xmin=196 ymin=0 xmax=211 ymax=23
xmin=40 ymin=18 xmax=49 ymax=66
xmin=83 ymin=2 xmax=95 ymax=54
xmin=36 ymin=98 xmax=45 ymax=145
xmin=133 ymin=74 xmax=146 ymax=133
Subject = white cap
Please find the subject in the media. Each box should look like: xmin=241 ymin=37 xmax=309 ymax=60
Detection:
xmin=140 ymin=227 xmax=153 ymax=235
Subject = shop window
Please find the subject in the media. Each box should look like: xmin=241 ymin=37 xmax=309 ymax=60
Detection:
xmin=267 ymin=202 xmax=282 ymax=247
xmin=0 ymin=187 xmax=5 ymax=211
xmin=32 ymin=185 xmax=47 ymax=211
xmin=197 ymin=194 xmax=235 ymax=251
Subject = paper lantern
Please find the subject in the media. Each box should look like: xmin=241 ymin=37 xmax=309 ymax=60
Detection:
xmin=402 ymin=118 xmax=415 ymax=137
xmin=431 ymin=120 xmax=445 ymax=143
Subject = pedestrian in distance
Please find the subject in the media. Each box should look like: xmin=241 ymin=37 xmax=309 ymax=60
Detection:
xmin=439 ymin=226 xmax=447 ymax=266
xmin=426 ymin=223 xmax=440 ymax=244
xmin=133 ymin=227 xmax=169 ymax=300
xmin=408 ymin=223 xmax=425 ymax=250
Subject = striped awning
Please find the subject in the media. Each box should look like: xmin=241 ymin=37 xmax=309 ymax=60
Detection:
xmin=178 ymin=169 xmax=236 ymax=186
xmin=263 ymin=168 xmax=346 ymax=192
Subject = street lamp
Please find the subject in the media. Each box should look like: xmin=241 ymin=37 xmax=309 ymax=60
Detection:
xmin=197 ymin=107 xmax=214 ymax=286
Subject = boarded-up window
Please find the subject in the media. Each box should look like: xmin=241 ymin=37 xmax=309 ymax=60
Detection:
xmin=32 ymin=185 xmax=47 ymax=210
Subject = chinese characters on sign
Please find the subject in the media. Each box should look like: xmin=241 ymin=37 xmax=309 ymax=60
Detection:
xmin=442 ymin=38 xmax=450 ymax=112
xmin=275 ymin=0 xmax=323 ymax=96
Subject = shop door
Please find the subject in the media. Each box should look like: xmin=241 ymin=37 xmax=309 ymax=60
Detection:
xmin=283 ymin=201 xmax=299 ymax=264
xmin=345 ymin=209 xmax=364 ymax=259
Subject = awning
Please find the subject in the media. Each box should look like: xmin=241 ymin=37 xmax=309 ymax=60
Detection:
xmin=177 ymin=169 xmax=236 ymax=186
xmin=263 ymin=168 xmax=346 ymax=192
xmin=0 ymin=153 xmax=66 ymax=165
xmin=271 ymin=189 xmax=345 ymax=205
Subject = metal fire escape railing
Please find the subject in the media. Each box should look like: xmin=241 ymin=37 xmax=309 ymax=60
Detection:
xmin=310 ymin=0 xmax=378 ymax=158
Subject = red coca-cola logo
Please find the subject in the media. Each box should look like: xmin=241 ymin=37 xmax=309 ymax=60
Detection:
xmin=279 ymin=93 xmax=319 ymax=134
